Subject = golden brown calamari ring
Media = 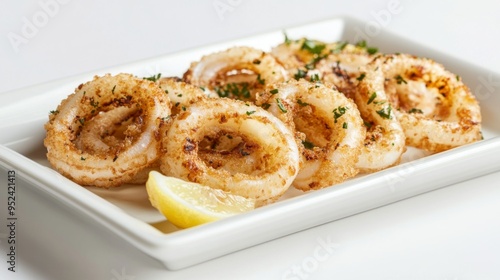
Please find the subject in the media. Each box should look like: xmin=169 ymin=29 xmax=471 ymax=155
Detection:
xmin=257 ymin=79 xmax=365 ymax=191
xmin=354 ymin=67 xmax=407 ymax=172
xmin=44 ymin=73 xmax=171 ymax=187
xmin=365 ymin=54 xmax=482 ymax=152
xmin=160 ymin=98 xmax=300 ymax=206
xmin=183 ymin=46 xmax=287 ymax=101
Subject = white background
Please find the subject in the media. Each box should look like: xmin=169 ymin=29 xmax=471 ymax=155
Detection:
xmin=1 ymin=0 xmax=500 ymax=279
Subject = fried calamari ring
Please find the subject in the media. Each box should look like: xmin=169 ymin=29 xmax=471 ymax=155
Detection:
xmin=183 ymin=46 xmax=287 ymax=101
xmin=257 ymin=80 xmax=365 ymax=190
xmin=368 ymin=54 xmax=482 ymax=152
xmin=160 ymin=98 xmax=299 ymax=206
xmin=44 ymin=73 xmax=171 ymax=187
xmin=355 ymin=67 xmax=407 ymax=172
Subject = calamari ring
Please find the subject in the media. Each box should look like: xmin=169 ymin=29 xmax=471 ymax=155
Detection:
xmin=44 ymin=73 xmax=171 ymax=187
xmin=183 ymin=46 xmax=287 ymax=101
xmin=355 ymin=67 xmax=407 ymax=172
xmin=160 ymin=98 xmax=299 ymax=206
xmin=256 ymin=79 xmax=365 ymax=190
xmin=368 ymin=54 xmax=482 ymax=152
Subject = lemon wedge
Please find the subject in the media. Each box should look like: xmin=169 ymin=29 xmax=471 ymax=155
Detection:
xmin=146 ymin=171 xmax=256 ymax=228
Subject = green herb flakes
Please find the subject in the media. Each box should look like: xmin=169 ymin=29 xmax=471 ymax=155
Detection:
xmin=332 ymin=106 xmax=348 ymax=123
xmin=395 ymin=74 xmax=407 ymax=85
xmin=301 ymin=39 xmax=326 ymax=55
xmin=276 ymin=98 xmax=287 ymax=113
xmin=144 ymin=73 xmax=161 ymax=82
xmin=302 ymin=140 xmax=314 ymax=150
xmin=367 ymin=92 xmax=377 ymax=105
xmin=376 ymin=105 xmax=392 ymax=119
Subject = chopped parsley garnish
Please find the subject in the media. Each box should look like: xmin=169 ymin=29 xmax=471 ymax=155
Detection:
xmin=301 ymin=39 xmax=326 ymax=55
xmin=342 ymin=122 xmax=348 ymax=129
xmin=367 ymin=92 xmax=377 ymax=105
xmin=80 ymin=156 xmax=86 ymax=161
xmin=261 ymin=103 xmax=271 ymax=110
xmin=49 ymin=110 xmax=59 ymax=115
xmin=456 ymin=75 xmax=460 ymax=81
xmin=276 ymin=98 xmax=287 ymax=113
xmin=78 ymin=118 xmax=85 ymax=125
xmin=215 ymin=83 xmax=250 ymax=99
xmin=302 ymin=140 xmax=315 ymax=149
xmin=283 ymin=31 xmax=292 ymax=45
xmin=181 ymin=106 xmax=186 ymax=111
xmin=165 ymin=89 xmax=169 ymax=94
xmin=330 ymin=41 xmax=348 ymax=54
xmin=144 ymin=73 xmax=161 ymax=82
xmin=199 ymin=86 xmax=205 ymax=91
xmin=112 ymin=85 xmax=116 ymax=94
xmin=177 ymin=93 xmax=182 ymax=97
xmin=376 ymin=105 xmax=392 ymax=119
xmin=363 ymin=120 xmax=373 ymax=129
xmin=270 ymin=88 xmax=279 ymax=95
xmin=305 ymin=54 xmax=328 ymax=70
xmin=310 ymin=73 xmax=320 ymax=82
xmin=256 ymin=74 xmax=265 ymax=85
xmin=90 ymin=98 xmax=99 ymax=108
xmin=246 ymin=110 xmax=256 ymax=115
xmin=332 ymin=106 xmax=348 ymax=123
xmin=356 ymin=40 xmax=368 ymax=48
xmin=297 ymin=99 xmax=309 ymax=107
xmin=294 ymin=69 xmax=307 ymax=80
xmin=355 ymin=40 xmax=378 ymax=54
xmin=367 ymin=47 xmax=378 ymax=55
xmin=253 ymin=59 xmax=261 ymax=65
xmin=161 ymin=116 xmax=171 ymax=121
xmin=409 ymin=108 xmax=423 ymax=114
xmin=395 ymin=74 xmax=407 ymax=84
xmin=356 ymin=73 xmax=366 ymax=81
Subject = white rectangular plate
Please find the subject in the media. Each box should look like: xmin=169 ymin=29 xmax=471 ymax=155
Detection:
xmin=1 ymin=16 xmax=500 ymax=270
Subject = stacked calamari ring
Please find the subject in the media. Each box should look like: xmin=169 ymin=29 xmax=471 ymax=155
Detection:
xmin=160 ymin=98 xmax=300 ymax=205
xmin=44 ymin=73 xmax=171 ymax=187
xmin=257 ymin=79 xmax=365 ymax=190
xmin=183 ymin=46 xmax=288 ymax=101
xmin=366 ymin=54 xmax=482 ymax=152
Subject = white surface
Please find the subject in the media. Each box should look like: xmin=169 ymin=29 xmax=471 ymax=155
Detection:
xmin=1 ymin=0 xmax=500 ymax=279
